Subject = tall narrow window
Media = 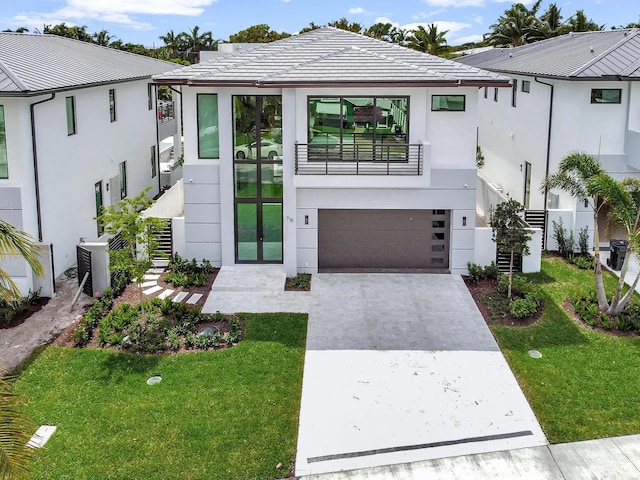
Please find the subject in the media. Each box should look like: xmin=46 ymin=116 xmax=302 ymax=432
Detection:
xmin=493 ymin=88 xmax=499 ymax=102
xmin=150 ymin=145 xmax=157 ymax=178
xmin=511 ymin=79 xmax=518 ymax=107
xmin=109 ymin=89 xmax=116 ymax=122
xmin=483 ymin=86 xmax=488 ymax=99
xmin=0 ymin=106 xmax=8 ymax=178
xmin=119 ymin=161 xmax=127 ymax=199
xmin=197 ymin=94 xmax=219 ymax=158
xmin=66 ymin=96 xmax=76 ymax=135
xmin=147 ymin=84 xmax=153 ymax=110
xmin=95 ymin=181 xmax=104 ymax=236
xmin=522 ymin=80 xmax=531 ymax=93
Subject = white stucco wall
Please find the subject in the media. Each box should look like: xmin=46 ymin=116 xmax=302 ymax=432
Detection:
xmin=180 ymin=85 xmax=482 ymax=275
xmin=0 ymin=79 xmax=163 ymax=291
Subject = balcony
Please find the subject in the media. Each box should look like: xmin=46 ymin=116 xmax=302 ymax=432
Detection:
xmin=295 ymin=142 xmax=422 ymax=175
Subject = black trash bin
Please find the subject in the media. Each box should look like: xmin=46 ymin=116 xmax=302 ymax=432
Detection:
xmin=607 ymin=239 xmax=628 ymax=271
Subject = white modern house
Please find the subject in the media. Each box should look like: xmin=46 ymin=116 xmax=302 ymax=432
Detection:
xmin=153 ymin=27 xmax=513 ymax=275
xmin=456 ymin=29 xmax=640 ymax=248
xmin=0 ymin=33 xmax=181 ymax=296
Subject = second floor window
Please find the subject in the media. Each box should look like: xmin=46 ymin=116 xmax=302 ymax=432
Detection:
xmin=197 ymin=94 xmax=219 ymax=158
xmin=591 ymin=89 xmax=621 ymax=104
xmin=0 ymin=105 xmax=8 ymax=178
xmin=308 ymin=96 xmax=408 ymax=147
xmin=66 ymin=96 xmax=76 ymax=135
xmin=109 ymin=89 xmax=116 ymax=122
xmin=431 ymin=95 xmax=465 ymax=111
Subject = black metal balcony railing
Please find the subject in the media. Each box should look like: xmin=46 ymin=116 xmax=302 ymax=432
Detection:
xmin=158 ymin=101 xmax=175 ymax=123
xmin=295 ymin=143 xmax=422 ymax=175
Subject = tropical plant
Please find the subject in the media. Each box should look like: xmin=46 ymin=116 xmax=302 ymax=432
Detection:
xmin=299 ymin=22 xmax=322 ymax=34
xmin=488 ymin=1 xmax=543 ymax=46
xmin=176 ymin=26 xmax=215 ymax=63
xmin=92 ymin=29 xmax=115 ymax=46
xmin=407 ymin=24 xmax=449 ymax=56
xmin=327 ymin=18 xmax=363 ymax=34
xmin=0 ymin=367 xmax=36 ymax=479
xmin=538 ymin=3 xmax=564 ymax=37
xmin=158 ymin=30 xmax=181 ymax=58
xmin=364 ymin=23 xmax=407 ymax=44
xmin=566 ymin=10 xmax=603 ymax=32
xmin=490 ymin=199 xmax=532 ymax=298
xmin=541 ymin=152 xmax=607 ymax=309
xmin=43 ymin=23 xmax=93 ymax=42
xmin=0 ymin=221 xmax=43 ymax=305
xmin=95 ymin=188 xmax=166 ymax=320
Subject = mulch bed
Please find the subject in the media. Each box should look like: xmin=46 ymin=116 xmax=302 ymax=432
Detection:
xmin=463 ymin=276 xmax=542 ymax=327
xmin=0 ymin=297 xmax=51 ymax=330
xmin=284 ymin=274 xmax=312 ymax=291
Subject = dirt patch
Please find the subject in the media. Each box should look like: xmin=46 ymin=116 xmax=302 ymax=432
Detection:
xmin=0 ymin=297 xmax=51 ymax=330
xmin=463 ymin=276 xmax=542 ymax=327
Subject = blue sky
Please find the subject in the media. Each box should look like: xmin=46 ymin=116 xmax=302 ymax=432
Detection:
xmin=1 ymin=0 xmax=637 ymax=47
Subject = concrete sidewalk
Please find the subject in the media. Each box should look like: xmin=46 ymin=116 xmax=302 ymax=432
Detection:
xmin=299 ymin=434 xmax=640 ymax=479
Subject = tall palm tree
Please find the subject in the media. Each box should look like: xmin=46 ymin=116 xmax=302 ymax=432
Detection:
xmin=566 ymin=10 xmax=603 ymax=32
xmin=407 ymin=24 xmax=449 ymax=56
xmin=327 ymin=18 xmax=363 ymax=34
xmin=0 ymin=369 xmax=36 ymax=480
xmin=364 ymin=23 xmax=407 ymax=44
xmin=92 ymin=29 xmax=114 ymax=46
xmin=541 ymin=152 xmax=608 ymax=310
xmin=159 ymin=30 xmax=180 ymax=58
xmin=0 ymin=221 xmax=43 ymax=305
xmin=177 ymin=26 xmax=214 ymax=63
xmin=488 ymin=0 xmax=543 ymax=46
xmin=538 ymin=3 xmax=564 ymax=38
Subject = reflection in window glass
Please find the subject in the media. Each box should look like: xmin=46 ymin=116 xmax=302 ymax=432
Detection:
xmin=261 ymin=164 xmax=283 ymax=198
xmin=234 ymin=164 xmax=257 ymax=198
xmin=66 ymin=96 xmax=76 ymax=135
xmin=109 ymin=89 xmax=116 ymax=122
xmin=260 ymin=96 xmax=282 ymax=160
xmin=198 ymin=94 xmax=219 ymax=158
xmin=234 ymin=96 xmax=257 ymax=157
xmin=0 ymin=106 xmax=7 ymax=178
xmin=236 ymin=203 xmax=257 ymax=261
xmin=431 ymin=95 xmax=466 ymax=111
xmin=591 ymin=89 xmax=621 ymax=104
xmin=308 ymin=96 xmax=408 ymax=146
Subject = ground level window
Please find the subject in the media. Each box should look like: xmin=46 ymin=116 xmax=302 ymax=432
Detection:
xmin=431 ymin=95 xmax=465 ymax=111
xmin=591 ymin=89 xmax=621 ymax=104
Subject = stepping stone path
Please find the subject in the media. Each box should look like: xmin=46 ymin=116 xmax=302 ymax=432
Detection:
xmin=140 ymin=267 xmax=203 ymax=304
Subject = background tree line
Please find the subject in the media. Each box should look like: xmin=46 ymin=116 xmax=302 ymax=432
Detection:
xmin=3 ymin=2 xmax=639 ymax=63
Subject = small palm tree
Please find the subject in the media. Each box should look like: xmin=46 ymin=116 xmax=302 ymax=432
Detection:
xmin=0 ymin=221 xmax=43 ymax=305
xmin=407 ymin=24 xmax=449 ymax=56
xmin=541 ymin=152 xmax=608 ymax=310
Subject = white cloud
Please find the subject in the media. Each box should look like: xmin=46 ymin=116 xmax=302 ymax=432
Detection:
xmin=373 ymin=17 xmax=401 ymax=28
xmin=4 ymin=0 xmax=216 ymax=32
xmin=451 ymin=33 xmax=484 ymax=44
xmin=349 ymin=7 xmax=367 ymax=14
xmin=422 ymin=0 xmax=485 ymax=7
xmin=471 ymin=14 xmax=483 ymax=24
xmin=412 ymin=9 xmax=445 ymax=20
xmin=403 ymin=21 xmax=472 ymax=36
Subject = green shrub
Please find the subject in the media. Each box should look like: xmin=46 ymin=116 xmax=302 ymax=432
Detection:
xmin=72 ymin=323 xmax=90 ymax=347
xmin=570 ymin=255 xmax=593 ymax=270
xmin=287 ymin=273 xmax=311 ymax=290
xmin=572 ymin=291 xmax=599 ymax=326
xmin=0 ymin=289 xmax=42 ymax=325
xmin=600 ymin=314 xmax=614 ymax=330
xmin=578 ymin=227 xmax=590 ymax=256
xmin=497 ymin=274 xmax=541 ymax=299
xmin=509 ymin=295 xmax=539 ymax=319
xmin=552 ymin=218 xmax=575 ymax=258
xmin=467 ymin=262 xmax=499 ymax=283
xmin=165 ymin=253 xmax=214 ymax=287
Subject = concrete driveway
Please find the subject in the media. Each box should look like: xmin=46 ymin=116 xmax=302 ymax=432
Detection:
xmin=203 ymin=269 xmax=547 ymax=477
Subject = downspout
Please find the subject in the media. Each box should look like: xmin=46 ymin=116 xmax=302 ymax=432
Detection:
xmin=154 ymin=84 xmax=161 ymax=195
xmin=30 ymin=93 xmax=56 ymax=241
xmin=534 ymin=78 xmax=554 ymax=213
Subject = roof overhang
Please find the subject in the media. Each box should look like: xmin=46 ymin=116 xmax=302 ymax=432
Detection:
xmin=0 ymin=76 xmax=153 ymax=97
xmin=152 ymin=78 xmax=513 ymax=88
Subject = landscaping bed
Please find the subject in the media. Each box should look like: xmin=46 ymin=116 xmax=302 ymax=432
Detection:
xmin=471 ymin=256 xmax=640 ymax=443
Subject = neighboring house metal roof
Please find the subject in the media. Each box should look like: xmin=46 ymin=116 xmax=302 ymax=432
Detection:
xmin=455 ymin=29 xmax=640 ymax=80
xmin=0 ymin=32 xmax=177 ymax=95
xmin=153 ymin=27 xmax=510 ymax=88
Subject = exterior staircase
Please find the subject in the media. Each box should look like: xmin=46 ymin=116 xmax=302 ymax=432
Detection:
xmin=525 ymin=209 xmax=547 ymax=249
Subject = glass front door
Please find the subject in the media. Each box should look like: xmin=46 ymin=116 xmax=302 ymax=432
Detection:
xmin=233 ymin=96 xmax=283 ymax=263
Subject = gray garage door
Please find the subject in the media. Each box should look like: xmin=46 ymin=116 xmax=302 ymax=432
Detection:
xmin=318 ymin=209 xmax=450 ymax=271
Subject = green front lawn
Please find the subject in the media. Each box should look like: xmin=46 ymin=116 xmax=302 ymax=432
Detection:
xmin=492 ymin=256 xmax=640 ymax=443
xmin=14 ymin=313 xmax=307 ymax=480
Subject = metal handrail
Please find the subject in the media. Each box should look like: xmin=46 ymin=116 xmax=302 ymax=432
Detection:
xmin=295 ymin=142 xmax=422 ymax=175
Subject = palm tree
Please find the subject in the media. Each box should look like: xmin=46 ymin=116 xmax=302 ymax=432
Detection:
xmin=566 ymin=10 xmax=603 ymax=32
xmin=595 ymin=176 xmax=640 ymax=315
xmin=407 ymin=24 xmax=449 ymax=56
xmin=177 ymin=26 xmax=214 ymax=63
xmin=92 ymin=29 xmax=114 ymax=46
xmin=365 ymin=23 xmax=407 ymax=44
xmin=488 ymin=1 xmax=543 ymax=46
xmin=0 ymin=369 xmax=36 ymax=480
xmin=159 ymin=30 xmax=180 ymax=58
xmin=0 ymin=221 xmax=43 ymax=305
xmin=541 ymin=152 xmax=609 ymax=310
xmin=327 ymin=18 xmax=363 ymax=34
xmin=538 ymin=3 xmax=564 ymax=38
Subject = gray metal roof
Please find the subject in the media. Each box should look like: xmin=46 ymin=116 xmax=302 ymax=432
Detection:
xmin=0 ymin=32 xmax=177 ymax=95
xmin=455 ymin=29 xmax=640 ymax=80
xmin=153 ymin=27 xmax=510 ymax=87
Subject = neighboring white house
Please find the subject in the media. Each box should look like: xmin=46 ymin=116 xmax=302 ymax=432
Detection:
xmin=456 ymin=29 xmax=640 ymax=247
xmin=153 ymin=27 xmax=513 ymax=275
xmin=0 ymin=33 xmax=182 ymax=296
